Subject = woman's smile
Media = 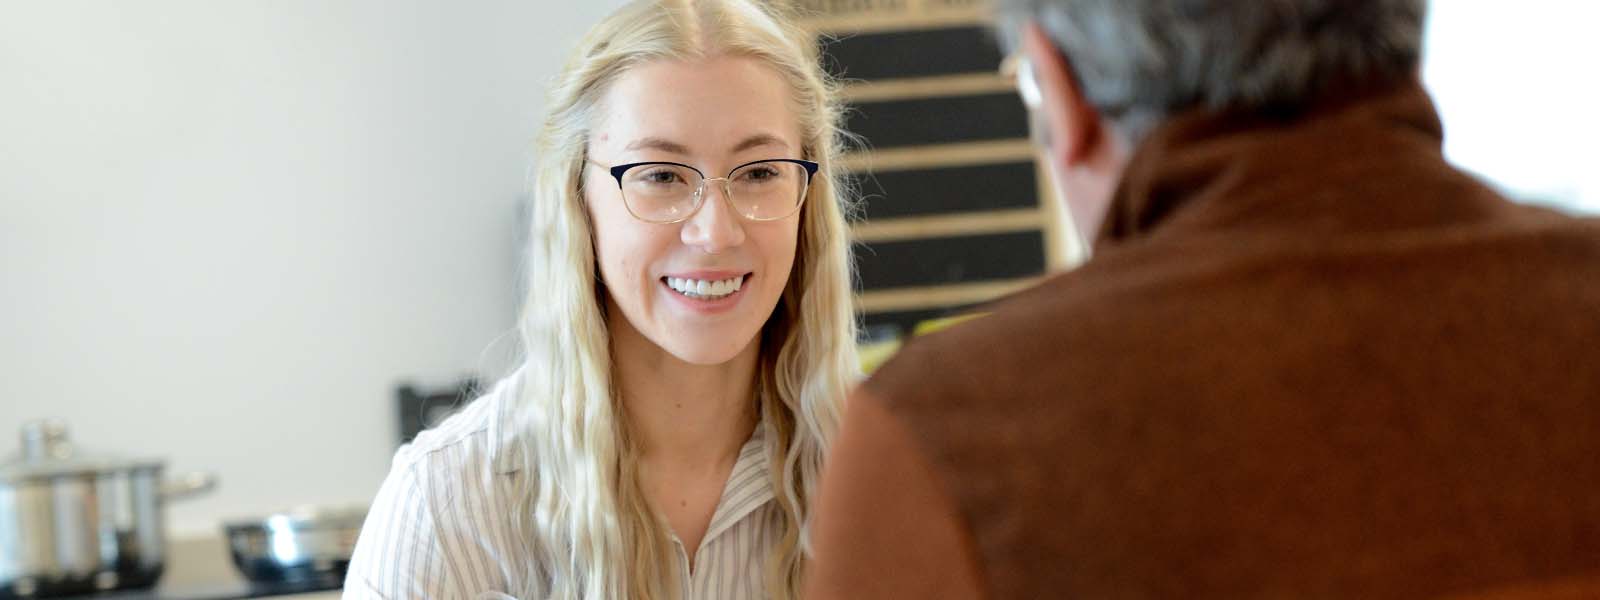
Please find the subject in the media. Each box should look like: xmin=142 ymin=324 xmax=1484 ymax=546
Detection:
xmin=659 ymin=271 xmax=754 ymax=315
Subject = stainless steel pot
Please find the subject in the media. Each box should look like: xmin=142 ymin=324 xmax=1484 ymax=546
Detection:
xmin=223 ymin=506 xmax=365 ymax=587
xmin=0 ymin=420 xmax=216 ymax=598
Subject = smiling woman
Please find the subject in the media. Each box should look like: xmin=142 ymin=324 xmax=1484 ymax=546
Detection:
xmin=341 ymin=1 xmax=860 ymax=599
xmin=587 ymin=56 xmax=818 ymax=366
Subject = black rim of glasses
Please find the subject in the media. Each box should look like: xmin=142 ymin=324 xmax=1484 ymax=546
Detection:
xmin=602 ymin=158 xmax=819 ymax=224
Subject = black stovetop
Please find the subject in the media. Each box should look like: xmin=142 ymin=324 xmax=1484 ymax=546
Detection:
xmin=46 ymin=579 xmax=339 ymax=600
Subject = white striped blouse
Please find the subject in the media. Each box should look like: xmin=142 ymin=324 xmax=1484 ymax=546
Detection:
xmin=343 ymin=373 xmax=783 ymax=599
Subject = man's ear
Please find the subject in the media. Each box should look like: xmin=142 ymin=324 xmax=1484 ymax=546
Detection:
xmin=1021 ymin=23 xmax=1103 ymax=168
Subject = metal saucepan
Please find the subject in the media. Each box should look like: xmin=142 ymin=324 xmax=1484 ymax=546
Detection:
xmin=223 ymin=505 xmax=365 ymax=587
xmin=0 ymin=420 xmax=217 ymax=598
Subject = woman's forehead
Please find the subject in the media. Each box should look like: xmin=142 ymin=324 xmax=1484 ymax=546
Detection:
xmin=591 ymin=56 xmax=803 ymax=158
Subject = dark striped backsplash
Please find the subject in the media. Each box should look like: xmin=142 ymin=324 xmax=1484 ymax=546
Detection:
xmin=822 ymin=26 xmax=1004 ymax=81
xmin=849 ymin=161 xmax=1037 ymax=221
xmin=854 ymin=230 xmax=1045 ymax=290
xmin=845 ymin=92 xmax=1028 ymax=148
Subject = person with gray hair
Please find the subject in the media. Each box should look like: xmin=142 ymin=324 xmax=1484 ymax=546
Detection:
xmin=806 ymin=1 xmax=1600 ymax=598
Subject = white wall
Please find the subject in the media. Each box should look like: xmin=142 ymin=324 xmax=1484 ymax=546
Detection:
xmin=0 ymin=0 xmax=625 ymax=536
xmin=1424 ymin=0 xmax=1600 ymax=214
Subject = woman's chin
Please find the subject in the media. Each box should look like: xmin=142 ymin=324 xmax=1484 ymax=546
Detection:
xmin=656 ymin=333 xmax=759 ymax=367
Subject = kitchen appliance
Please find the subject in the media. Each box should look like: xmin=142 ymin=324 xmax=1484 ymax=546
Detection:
xmin=0 ymin=420 xmax=216 ymax=598
xmin=222 ymin=506 xmax=364 ymax=587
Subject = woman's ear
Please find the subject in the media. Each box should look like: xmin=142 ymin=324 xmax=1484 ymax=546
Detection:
xmin=1020 ymin=23 xmax=1105 ymax=169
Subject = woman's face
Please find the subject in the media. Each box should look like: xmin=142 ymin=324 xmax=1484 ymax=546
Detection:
xmin=585 ymin=56 xmax=804 ymax=366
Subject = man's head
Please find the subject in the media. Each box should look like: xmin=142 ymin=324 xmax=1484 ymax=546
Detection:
xmin=994 ymin=0 xmax=1429 ymax=246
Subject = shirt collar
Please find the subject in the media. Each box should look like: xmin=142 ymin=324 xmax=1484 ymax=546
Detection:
xmin=489 ymin=370 xmax=524 ymax=476
xmin=491 ymin=381 xmax=778 ymax=541
xmin=701 ymin=422 xmax=777 ymax=544
xmin=1099 ymin=77 xmax=1444 ymax=249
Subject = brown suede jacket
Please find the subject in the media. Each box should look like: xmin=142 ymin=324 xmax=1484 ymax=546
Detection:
xmin=806 ymin=79 xmax=1600 ymax=599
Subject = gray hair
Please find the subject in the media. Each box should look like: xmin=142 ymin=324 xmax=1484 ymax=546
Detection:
xmin=993 ymin=0 xmax=1428 ymax=141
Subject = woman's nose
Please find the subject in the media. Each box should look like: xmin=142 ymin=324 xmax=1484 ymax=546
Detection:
xmin=680 ymin=180 xmax=747 ymax=253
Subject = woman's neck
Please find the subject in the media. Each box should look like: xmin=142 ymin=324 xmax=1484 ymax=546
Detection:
xmin=610 ymin=312 xmax=760 ymax=469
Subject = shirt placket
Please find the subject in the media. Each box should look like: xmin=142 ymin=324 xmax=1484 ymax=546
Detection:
xmin=672 ymin=535 xmax=695 ymax=599
xmin=669 ymin=424 xmax=772 ymax=599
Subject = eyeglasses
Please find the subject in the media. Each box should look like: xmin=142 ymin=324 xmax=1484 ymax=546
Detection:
xmin=999 ymin=52 xmax=1042 ymax=109
xmin=589 ymin=158 xmax=819 ymax=224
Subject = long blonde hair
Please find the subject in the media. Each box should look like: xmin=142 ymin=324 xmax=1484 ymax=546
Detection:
xmin=502 ymin=1 xmax=858 ymax=598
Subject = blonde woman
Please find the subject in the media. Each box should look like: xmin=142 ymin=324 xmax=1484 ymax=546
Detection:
xmin=343 ymin=1 xmax=857 ymax=599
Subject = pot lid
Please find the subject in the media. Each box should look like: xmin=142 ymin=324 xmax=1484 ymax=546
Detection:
xmin=0 ymin=420 xmax=164 ymax=482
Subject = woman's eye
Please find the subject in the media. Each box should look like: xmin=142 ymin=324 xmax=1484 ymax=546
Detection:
xmin=740 ymin=167 xmax=779 ymax=182
xmin=639 ymin=170 xmax=682 ymax=184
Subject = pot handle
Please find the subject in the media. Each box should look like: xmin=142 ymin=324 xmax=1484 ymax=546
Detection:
xmin=162 ymin=471 xmax=219 ymax=502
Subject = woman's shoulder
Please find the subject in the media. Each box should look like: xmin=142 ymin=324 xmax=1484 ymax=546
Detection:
xmin=387 ymin=369 xmax=528 ymax=495
xmin=350 ymin=370 xmax=531 ymax=596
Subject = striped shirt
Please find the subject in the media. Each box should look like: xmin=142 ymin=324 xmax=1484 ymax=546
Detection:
xmin=343 ymin=373 xmax=783 ymax=599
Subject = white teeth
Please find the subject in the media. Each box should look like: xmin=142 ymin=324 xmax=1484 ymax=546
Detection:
xmin=666 ymin=275 xmax=744 ymax=299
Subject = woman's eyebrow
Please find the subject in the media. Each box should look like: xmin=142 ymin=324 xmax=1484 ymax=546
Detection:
xmin=730 ymin=133 xmax=788 ymax=154
xmin=623 ymin=137 xmax=691 ymax=155
xmin=623 ymin=133 xmax=789 ymax=157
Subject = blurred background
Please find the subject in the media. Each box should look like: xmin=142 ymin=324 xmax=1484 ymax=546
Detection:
xmin=0 ymin=0 xmax=631 ymax=544
xmin=1 ymin=0 xmax=1595 ymax=568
